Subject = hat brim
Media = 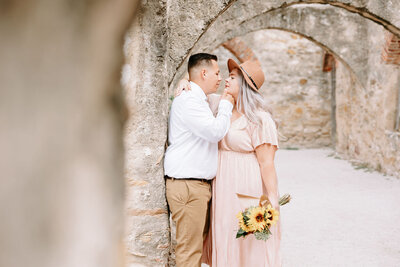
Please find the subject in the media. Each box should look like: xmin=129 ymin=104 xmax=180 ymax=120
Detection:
xmin=227 ymin=58 xmax=259 ymax=91
xmin=227 ymin=58 xmax=241 ymax=73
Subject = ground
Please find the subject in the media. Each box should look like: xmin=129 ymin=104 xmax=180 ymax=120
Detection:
xmin=278 ymin=148 xmax=400 ymax=267
xmin=204 ymin=148 xmax=400 ymax=267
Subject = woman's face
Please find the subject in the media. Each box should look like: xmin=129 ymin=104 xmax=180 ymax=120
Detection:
xmin=225 ymin=68 xmax=241 ymax=100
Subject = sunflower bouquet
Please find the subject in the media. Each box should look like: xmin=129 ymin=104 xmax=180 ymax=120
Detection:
xmin=236 ymin=194 xmax=291 ymax=241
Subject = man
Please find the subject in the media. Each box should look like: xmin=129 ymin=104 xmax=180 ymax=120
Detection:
xmin=164 ymin=53 xmax=234 ymax=266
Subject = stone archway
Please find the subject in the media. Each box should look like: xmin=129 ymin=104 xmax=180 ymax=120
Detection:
xmin=221 ymin=37 xmax=260 ymax=63
xmin=169 ymin=3 xmax=400 ymax=177
xmin=123 ymin=1 xmax=400 ymax=265
xmin=172 ymin=4 xmax=370 ymax=87
xmin=168 ymin=0 xmax=400 ymax=86
xmin=214 ymin=30 xmax=337 ymax=148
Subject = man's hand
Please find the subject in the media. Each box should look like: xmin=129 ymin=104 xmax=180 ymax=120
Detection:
xmin=174 ymin=79 xmax=191 ymax=97
xmin=221 ymin=89 xmax=235 ymax=106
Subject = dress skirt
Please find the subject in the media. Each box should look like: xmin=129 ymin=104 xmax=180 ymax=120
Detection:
xmin=201 ymin=105 xmax=282 ymax=266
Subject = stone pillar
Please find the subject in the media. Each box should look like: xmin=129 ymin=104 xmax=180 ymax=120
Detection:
xmin=122 ymin=0 xmax=170 ymax=266
xmin=0 ymin=1 xmax=138 ymax=267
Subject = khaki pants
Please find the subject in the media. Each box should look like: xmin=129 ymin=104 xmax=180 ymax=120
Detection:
xmin=166 ymin=178 xmax=212 ymax=267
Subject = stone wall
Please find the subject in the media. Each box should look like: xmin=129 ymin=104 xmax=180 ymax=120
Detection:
xmin=122 ymin=1 xmax=171 ymax=266
xmin=335 ymin=22 xmax=400 ymax=177
xmin=169 ymin=0 xmax=400 ymax=89
xmin=212 ymin=30 xmax=332 ymax=148
xmin=0 ymin=1 xmax=138 ymax=267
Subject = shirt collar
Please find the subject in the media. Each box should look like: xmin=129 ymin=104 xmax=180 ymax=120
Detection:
xmin=190 ymin=81 xmax=207 ymax=100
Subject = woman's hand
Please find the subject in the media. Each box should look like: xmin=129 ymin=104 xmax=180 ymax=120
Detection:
xmin=174 ymin=79 xmax=191 ymax=97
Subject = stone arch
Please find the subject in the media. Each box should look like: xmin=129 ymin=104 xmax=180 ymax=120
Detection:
xmin=171 ymin=4 xmax=367 ymax=90
xmin=221 ymin=37 xmax=260 ymax=63
xmin=168 ymin=1 xmax=400 ymax=87
xmin=214 ymin=29 xmax=338 ymax=148
xmin=124 ymin=1 xmax=400 ymax=265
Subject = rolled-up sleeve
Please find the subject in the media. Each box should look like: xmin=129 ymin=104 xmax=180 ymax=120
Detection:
xmin=181 ymin=97 xmax=233 ymax=143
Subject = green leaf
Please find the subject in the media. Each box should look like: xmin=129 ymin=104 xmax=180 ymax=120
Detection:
xmin=254 ymin=231 xmax=271 ymax=241
xmin=263 ymin=227 xmax=272 ymax=235
xmin=279 ymin=194 xmax=292 ymax=206
xmin=236 ymin=228 xmax=247 ymax=239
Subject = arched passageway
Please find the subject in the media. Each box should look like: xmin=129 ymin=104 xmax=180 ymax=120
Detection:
xmin=168 ymin=0 xmax=400 ymax=83
xmin=213 ymin=29 xmax=336 ymax=148
xmin=123 ymin=1 xmax=400 ymax=266
xmin=170 ymin=1 xmax=400 ymax=190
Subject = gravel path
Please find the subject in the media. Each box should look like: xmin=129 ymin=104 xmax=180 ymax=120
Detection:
xmin=277 ymin=148 xmax=400 ymax=267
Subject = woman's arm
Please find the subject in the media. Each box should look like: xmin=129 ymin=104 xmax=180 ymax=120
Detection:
xmin=174 ymin=78 xmax=191 ymax=97
xmin=255 ymin=143 xmax=279 ymax=208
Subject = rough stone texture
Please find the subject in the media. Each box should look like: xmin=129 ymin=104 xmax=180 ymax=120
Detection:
xmin=173 ymin=4 xmax=369 ymax=90
xmin=244 ymin=30 xmax=331 ymax=148
xmin=167 ymin=0 xmax=234 ymax=82
xmin=0 ymin=1 xmax=139 ymax=267
xmin=212 ymin=30 xmax=332 ymax=148
xmin=122 ymin=1 xmax=170 ymax=266
xmin=335 ymin=22 xmax=400 ymax=177
xmin=169 ymin=0 xmax=400 ymax=88
xmin=222 ymin=37 xmax=260 ymax=63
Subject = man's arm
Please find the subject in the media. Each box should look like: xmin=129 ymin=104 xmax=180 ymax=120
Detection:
xmin=181 ymin=95 xmax=233 ymax=143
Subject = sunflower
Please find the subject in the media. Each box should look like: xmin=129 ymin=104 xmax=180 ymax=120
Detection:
xmin=247 ymin=206 xmax=267 ymax=232
xmin=236 ymin=212 xmax=252 ymax=232
xmin=264 ymin=204 xmax=279 ymax=226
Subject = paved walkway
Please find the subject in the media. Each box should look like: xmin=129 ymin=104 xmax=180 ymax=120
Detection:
xmin=277 ymin=148 xmax=400 ymax=267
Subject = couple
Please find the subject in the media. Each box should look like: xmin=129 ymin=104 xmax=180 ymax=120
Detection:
xmin=164 ymin=53 xmax=281 ymax=267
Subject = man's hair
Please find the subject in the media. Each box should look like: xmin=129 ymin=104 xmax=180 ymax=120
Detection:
xmin=188 ymin=53 xmax=218 ymax=73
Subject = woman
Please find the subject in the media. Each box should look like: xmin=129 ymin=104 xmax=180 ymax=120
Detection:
xmin=177 ymin=59 xmax=281 ymax=267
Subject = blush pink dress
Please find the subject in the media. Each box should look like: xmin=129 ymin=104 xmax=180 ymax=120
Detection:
xmin=203 ymin=95 xmax=281 ymax=267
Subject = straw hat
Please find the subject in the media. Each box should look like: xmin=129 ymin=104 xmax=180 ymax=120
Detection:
xmin=227 ymin=58 xmax=265 ymax=91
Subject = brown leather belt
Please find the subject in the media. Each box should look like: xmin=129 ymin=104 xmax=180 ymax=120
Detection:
xmin=165 ymin=175 xmax=211 ymax=183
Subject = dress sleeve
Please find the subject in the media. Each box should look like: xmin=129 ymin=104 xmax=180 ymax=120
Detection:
xmin=251 ymin=112 xmax=279 ymax=149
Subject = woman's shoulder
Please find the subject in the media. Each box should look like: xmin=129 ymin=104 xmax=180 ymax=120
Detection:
xmin=253 ymin=110 xmax=274 ymax=124
xmin=249 ymin=109 xmax=279 ymax=148
xmin=255 ymin=109 xmax=270 ymax=116
xmin=244 ymin=109 xmax=276 ymax=134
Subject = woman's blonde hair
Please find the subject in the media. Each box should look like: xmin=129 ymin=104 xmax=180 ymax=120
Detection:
xmin=236 ymin=72 xmax=278 ymax=128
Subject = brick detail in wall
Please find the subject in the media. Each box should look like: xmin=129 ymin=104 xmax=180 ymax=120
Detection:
xmin=222 ymin=37 xmax=260 ymax=64
xmin=323 ymin=52 xmax=336 ymax=72
xmin=381 ymin=32 xmax=400 ymax=65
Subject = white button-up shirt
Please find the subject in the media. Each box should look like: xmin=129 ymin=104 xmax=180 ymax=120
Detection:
xmin=164 ymin=82 xmax=233 ymax=179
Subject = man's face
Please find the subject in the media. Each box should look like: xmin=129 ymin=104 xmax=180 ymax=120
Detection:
xmin=204 ymin=60 xmax=222 ymax=94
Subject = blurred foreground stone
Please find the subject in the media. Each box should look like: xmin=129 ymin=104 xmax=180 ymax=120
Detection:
xmin=0 ymin=1 xmax=138 ymax=267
